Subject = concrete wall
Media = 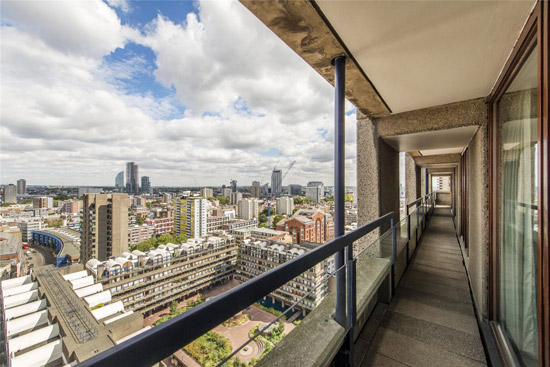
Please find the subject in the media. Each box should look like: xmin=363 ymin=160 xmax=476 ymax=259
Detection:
xmin=405 ymin=155 xmax=419 ymax=205
xmin=465 ymin=123 xmax=489 ymax=319
xmin=436 ymin=191 xmax=452 ymax=206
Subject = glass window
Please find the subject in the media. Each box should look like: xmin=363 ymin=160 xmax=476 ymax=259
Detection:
xmin=498 ymin=47 xmax=539 ymax=366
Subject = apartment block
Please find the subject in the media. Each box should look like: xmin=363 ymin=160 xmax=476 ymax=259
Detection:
xmin=251 ymin=181 xmax=261 ymax=198
xmin=62 ymin=200 xmax=82 ymax=215
xmin=88 ymin=235 xmax=237 ymax=314
xmin=2 ymin=185 xmax=17 ymax=204
xmin=147 ymin=217 xmax=174 ymax=235
xmin=17 ymin=219 xmax=41 ymax=242
xmin=128 ymin=224 xmax=155 ymax=246
xmin=81 ymin=193 xmax=129 ymax=263
xmin=174 ymin=197 xmax=207 ymax=239
xmin=222 ymin=218 xmax=257 ymax=233
xmin=276 ymin=196 xmax=295 ymax=215
xmin=201 ymin=188 xmax=213 ymax=198
xmin=206 ymin=216 xmax=228 ymax=234
xmin=230 ymin=192 xmax=242 ymax=205
xmin=237 ymin=198 xmax=259 ymax=220
xmin=221 ymin=188 xmax=232 ymax=198
xmin=236 ymin=240 xmax=328 ymax=313
xmin=33 ymin=197 xmax=53 ymax=209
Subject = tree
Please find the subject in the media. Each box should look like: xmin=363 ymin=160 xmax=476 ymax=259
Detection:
xmin=54 ymin=193 xmax=70 ymax=201
xmin=291 ymin=208 xmax=298 ymax=215
xmin=136 ymin=216 xmax=145 ymax=225
xmin=259 ymin=222 xmax=268 ymax=229
xmin=259 ymin=214 xmax=268 ymax=224
xmin=293 ymin=197 xmax=303 ymax=205
xmin=217 ymin=196 xmax=230 ymax=205
xmin=206 ymin=196 xmax=216 ymax=201
xmin=324 ymin=195 xmax=334 ymax=202
xmin=271 ymin=214 xmax=285 ymax=228
xmin=170 ymin=300 xmax=178 ymax=315
xmin=304 ymin=197 xmax=313 ymax=203
xmin=157 ymin=233 xmax=174 ymax=245
xmin=173 ymin=234 xmax=187 ymax=244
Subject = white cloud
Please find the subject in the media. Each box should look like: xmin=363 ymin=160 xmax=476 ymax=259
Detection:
xmin=1 ymin=0 xmax=357 ymax=188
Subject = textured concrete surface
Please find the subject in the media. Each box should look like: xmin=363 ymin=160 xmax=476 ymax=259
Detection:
xmin=376 ymin=98 xmax=486 ymax=137
xmin=357 ymin=207 xmax=487 ymax=366
xmin=239 ymin=0 xmax=390 ymax=118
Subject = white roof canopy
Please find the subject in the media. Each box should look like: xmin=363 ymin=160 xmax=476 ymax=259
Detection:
xmin=91 ymin=301 xmax=124 ymax=321
xmin=6 ymin=310 xmax=49 ymax=337
xmin=10 ymin=339 xmax=63 ymax=367
xmin=1 ymin=276 xmax=32 ymax=291
xmin=8 ymin=323 xmax=60 ymax=356
xmin=4 ymin=299 xmax=47 ymax=321
xmin=62 ymin=270 xmax=88 ymax=281
xmin=2 ymin=282 xmax=38 ymax=298
xmin=3 ymin=290 xmax=39 ymax=310
xmin=70 ymin=275 xmax=94 ymax=290
xmin=84 ymin=290 xmax=112 ymax=308
xmin=74 ymin=283 xmax=103 ymax=298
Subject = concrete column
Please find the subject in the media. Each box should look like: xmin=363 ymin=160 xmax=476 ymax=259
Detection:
xmin=357 ymin=112 xmax=400 ymax=246
xmin=405 ymin=154 xmax=419 ymax=205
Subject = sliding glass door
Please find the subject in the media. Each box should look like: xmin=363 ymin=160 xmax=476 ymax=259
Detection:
xmin=497 ymin=46 xmax=539 ymax=366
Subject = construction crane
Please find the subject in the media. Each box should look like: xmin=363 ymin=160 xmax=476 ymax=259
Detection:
xmin=267 ymin=160 xmax=296 ymax=229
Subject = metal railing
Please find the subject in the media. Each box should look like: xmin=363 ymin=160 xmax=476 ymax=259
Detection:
xmin=78 ymin=193 xmax=437 ymax=367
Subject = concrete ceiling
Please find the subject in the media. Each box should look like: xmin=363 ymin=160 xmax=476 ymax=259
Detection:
xmin=383 ymin=125 xmax=478 ymax=155
xmin=316 ymin=0 xmax=536 ymax=114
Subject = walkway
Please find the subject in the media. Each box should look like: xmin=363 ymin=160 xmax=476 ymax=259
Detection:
xmin=356 ymin=207 xmax=487 ymax=366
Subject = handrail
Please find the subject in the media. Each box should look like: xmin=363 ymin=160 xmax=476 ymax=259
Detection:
xmin=406 ymin=197 xmax=423 ymax=209
xmin=78 ymin=212 xmax=395 ymax=367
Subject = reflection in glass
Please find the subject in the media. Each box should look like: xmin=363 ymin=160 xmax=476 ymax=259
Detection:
xmin=498 ymin=47 xmax=538 ymax=366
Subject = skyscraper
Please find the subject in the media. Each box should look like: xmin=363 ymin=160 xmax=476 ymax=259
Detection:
xmin=251 ymin=181 xmax=261 ymax=198
xmin=306 ymin=181 xmax=324 ymax=202
xmin=271 ymin=169 xmax=282 ymax=195
xmin=174 ymin=197 xmax=207 ymax=239
xmin=115 ymin=171 xmax=124 ymax=192
xmin=288 ymin=184 xmax=302 ymax=196
xmin=230 ymin=179 xmax=237 ymax=193
xmin=16 ymin=179 xmax=26 ymax=195
xmin=2 ymin=184 xmax=17 ymax=204
xmin=125 ymin=162 xmax=139 ymax=194
xmin=141 ymin=176 xmax=151 ymax=194
xmin=81 ymin=193 xmax=129 ymax=263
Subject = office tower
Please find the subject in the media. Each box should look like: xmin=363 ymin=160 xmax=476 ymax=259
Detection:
xmin=288 ymin=184 xmax=302 ymax=196
xmin=33 ymin=197 xmax=53 ymax=209
xmin=230 ymin=180 xmax=237 ymax=193
xmin=2 ymin=184 xmax=17 ymax=204
xmin=221 ymin=188 xmax=232 ymax=198
xmin=125 ymin=162 xmax=139 ymax=194
xmin=230 ymin=192 xmax=243 ymax=205
xmin=115 ymin=171 xmax=124 ymax=192
xmin=237 ymin=198 xmax=259 ymax=220
xmin=201 ymin=187 xmax=214 ymax=198
xmin=271 ymin=170 xmax=282 ymax=195
xmin=276 ymin=196 xmax=295 ymax=215
xmin=81 ymin=193 xmax=129 ymax=263
xmin=174 ymin=197 xmax=207 ymax=239
xmin=16 ymin=179 xmax=26 ymax=195
xmin=141 ymin=176 xmax=151 ymax=194
xmin=251 ymin=181 xmax=261 ymax=198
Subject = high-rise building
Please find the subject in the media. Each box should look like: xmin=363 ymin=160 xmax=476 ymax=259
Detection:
xmin=63 ymin=200 xmax=82 ymax=214
xmin=125 ymin=162 xmax=139 ymax=194
xmin=221 ymin=188 xmax=232 ymax=198
xmin=115 ymin=171 xmax=124 ymax=192
xmin=201 ymin=187 xmax=213 ymax=198
xmin=230 ymin=179 xmax=237 ymax=193
xmin=276 ymin=196 xmax=295 ymax=215
xmin=237 ymin=199 xmax=259 ymax=220
xmin=81 ymin=193 xmax=129 ymax=263
xmin=2 ymin=184 xmax=17 ymax=204
xmin=230 ymin=192 xmax=243 ymax=205
xmin=16 ymin=179 xmax=26 ymax=195
xmin=251 ymin=181 xmax=261 ymax=198
xmin=271 ymin=170 xmax=283 ymax=195
xmin=141 ymin=176 xmax=151 ymax=194
xmin=33 ymin=197 xmax=53 ymax=209
xmin=306 ymin=181 xmax=324 ymax=203
xmin=174 ymin=197 xmax=207 ymax=239
xmin=288 ymin=184 xmax=302 ymax=196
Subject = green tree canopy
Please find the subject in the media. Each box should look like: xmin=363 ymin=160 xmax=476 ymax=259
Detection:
xmin=293 ymin=197 xmax=303 ymax=205
xmin=216 ymin=196 xmax=230 ymax=205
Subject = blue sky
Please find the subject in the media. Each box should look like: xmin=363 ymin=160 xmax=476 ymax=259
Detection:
xmin=1 ymin=0 xmax=357 ymax=187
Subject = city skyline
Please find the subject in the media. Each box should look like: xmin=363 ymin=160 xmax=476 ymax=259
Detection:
xmin=0 ymin=0 xmax=358 ymax=187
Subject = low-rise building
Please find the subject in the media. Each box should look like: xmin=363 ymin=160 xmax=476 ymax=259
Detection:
xmin=17 ymin=219 xmax=41 ymax=242
xmin=206 ymin=216 xmax=228 ymax=233
xmin=128 ymin=224 xmax=155 ymax=245
xmin=147 ymin=217 xmax=174 ymax=235
xmin=276 ymin=209 xmax=334 ymax=245
xmin=223 ymin=219 xmax=257 ymax=233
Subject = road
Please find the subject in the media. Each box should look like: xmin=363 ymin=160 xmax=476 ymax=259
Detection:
xmin=21 ymin=243 xmax=56 ymax=275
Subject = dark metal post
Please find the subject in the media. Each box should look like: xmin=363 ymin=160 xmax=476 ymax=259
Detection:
xmin=391 ymin=217 xmax=397 ymax=295
xmin=406 ymin=205 xmax=410 ymax=264
xmin=333 ymin=55 xmax=346 ymax=328
xmin=416 ymin=203 xmax=420 ymax=241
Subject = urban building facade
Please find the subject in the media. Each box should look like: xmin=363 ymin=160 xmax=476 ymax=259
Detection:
xmin=276 ymin=209 xmax=334 ymax=245
xmin=288 ymin=184 xmax=302 ymax=196
xmin=305 ymin=182 xmax=324 ymax=203
xmin=230 ymin=192 xmax=242 ymax=205
xmin=16 ymin=179 xmax=26 ymax=195
xmin=115 ymin=171 xmax=124 ymax=192
xmin=125 ymin=162 xmax=139 ymax=194
xmin=17 ymin=219 xmax=41 ymax=242
xmin=276 ymin=196 xmax=294 ymax=215
xmin=147 ymin=217 xmax=174 ymax=235
xmin=271 ymin=169 xmax=282 ymax=195
xmin=221 ymin=188 xmax=232 ymax=198
xmin=128 ymin=224 xmax=155 ymax=246
xmin=174 ymin=197 xmax=207 ymax=239
xmin=251 ymin=181 xmax=261 ymax=198
xmin=62 ymin=200 xmax=82 ymax=215
xmin=32 ymin=197 xmax=53 ymax=209
xmin=230 ymin=179 xmax=237 ymax=193
xmin=236 ymin=240 xmax=328 ymax=313
xmin=206 ymin=216 xmax=228 ymax=233
xmin=201 ymin=187 xmax=213 ymax=198
xmin=237 ymin=198 xmax=259 ymax=220
xmin=141 ymin=176 xmax=151 ymax=194
xmin=81 ymin=193 xmax=129 ymax=263
xmin=2 ymin=185 xmax=16 ymax=204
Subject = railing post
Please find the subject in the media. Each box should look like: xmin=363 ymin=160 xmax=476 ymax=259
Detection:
xmin=333 ymin=55 xmax=346 ymax=328
xmin=406 ymin=205 xmax=410 ymax=264
xmin=391 ymin=217 xmax=397 ymax=295
xmin=416 ymin=203 xmax=420 ymax=241
xmin=333 ymin=55 xmax=353 ymax=367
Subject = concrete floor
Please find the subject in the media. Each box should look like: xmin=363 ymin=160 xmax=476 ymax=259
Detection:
xmin=356 ymin=207 xmax=487 ymax=366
